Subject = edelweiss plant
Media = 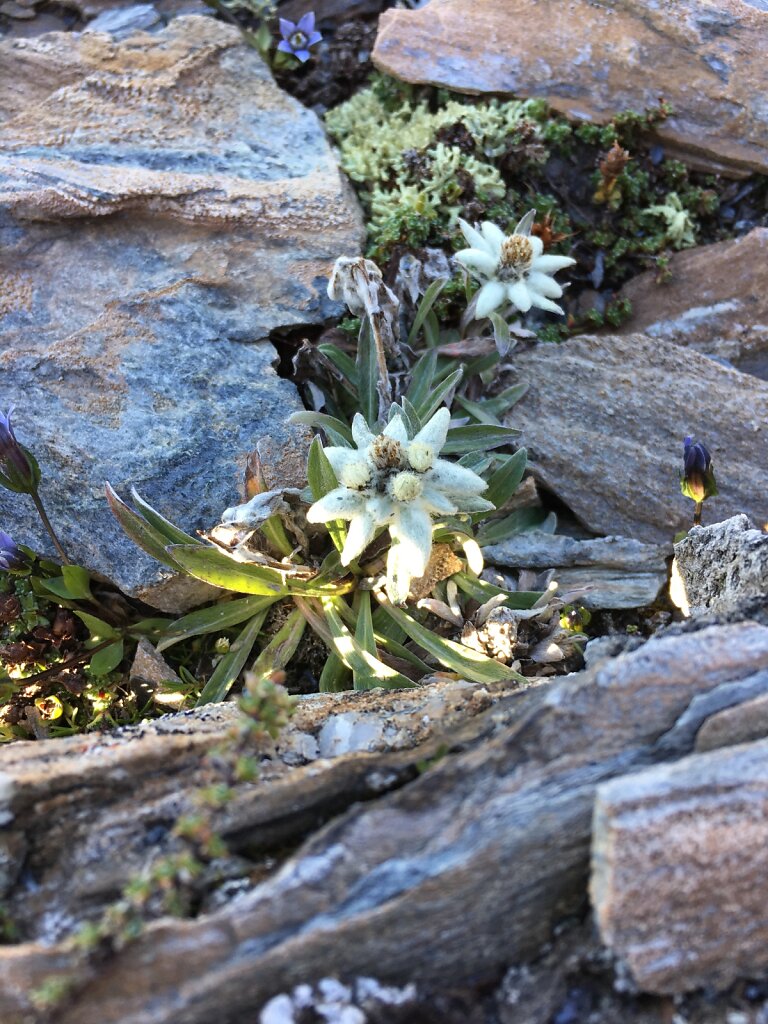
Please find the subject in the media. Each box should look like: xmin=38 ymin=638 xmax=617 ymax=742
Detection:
xmin=306 ymin=408 xmax=491 ymax=603
xmin=455 ymin=210 xmax=576 ymax=319
xmin=3 ymin=243 xmax=579 ymax=733
xmin=100 ymin=251 xmax=551 ymax=701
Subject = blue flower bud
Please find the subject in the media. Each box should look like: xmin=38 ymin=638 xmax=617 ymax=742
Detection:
xmin=681 ymin=435 xmax=718 ymax=504
xmin=0 ymin=409 xmax=41 ymax=495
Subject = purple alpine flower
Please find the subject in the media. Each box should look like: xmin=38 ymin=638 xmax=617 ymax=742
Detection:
xmin=0 ymin=530 xmax=27 ymax=571
xmin=0 ymin=408 xmax=40 ymax=494
xmin=277 ymin=12 xmax=322 ymax=63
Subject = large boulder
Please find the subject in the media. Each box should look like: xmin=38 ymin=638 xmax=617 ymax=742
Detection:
xmin=373 ymin=0 xmax=768 ymax=177
xmin=0 ymin=17 xmax=364 ymax=608
xmin=505 ymin=334 xmax=768 ymax=544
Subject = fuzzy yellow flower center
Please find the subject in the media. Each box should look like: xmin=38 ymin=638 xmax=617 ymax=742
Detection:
xmin=498 ymin=234 xmax=534 ymax=281
xmin=389 ymin=471 xmax=424 ymax=503
xmin=339 ymin=459 xmax=372 ymax=490
xmin=407 ymin=442 xmax=435 ymax=473
xmin=371 ymin=435 xmax=404 ymax=470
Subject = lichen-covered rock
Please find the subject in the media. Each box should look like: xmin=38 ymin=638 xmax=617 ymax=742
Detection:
xmin=617 ymin=229 xmax=768 ymax=376
xmin=505 ymin=335 xmax=768 ymax=544
xmin=0 ymin=16 xmax=364 ymax=607
xmin=673 ymin=514 xmax=768 ymax=616
xmin=372 ymin=0 xmax=768 ymax=177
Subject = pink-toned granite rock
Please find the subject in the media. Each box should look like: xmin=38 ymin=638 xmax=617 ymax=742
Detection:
xmin=618 ymin=229 xmax=768 ymax=376
xmin=373 ymin=0 xmax=768 ymax=177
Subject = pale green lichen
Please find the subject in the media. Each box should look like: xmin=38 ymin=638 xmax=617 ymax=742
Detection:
xmin=325 ymin=82 xmax=536 ymax=236
xmin=644 ymin=191 xmax=698 ymax=249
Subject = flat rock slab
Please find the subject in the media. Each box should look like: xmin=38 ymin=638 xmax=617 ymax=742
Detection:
xmin=506 ymin=334 xmax=768 ymax=544
xmin=484 ymin=532 xmax=671 ymax=610
xmin=673 ymin=514 xmax=768 ymax=615
xmin=372 ymin=0 xmax=768 ymax=177
xmin=0 ymin=16 xmax=363 ymax=606
xmin=591 ymin=739 xmax=768 ymax=993
xmin=618 ymin=229 xmax=768 ymax=377
xmin=696 ymin=689 xmax=768 ymax=751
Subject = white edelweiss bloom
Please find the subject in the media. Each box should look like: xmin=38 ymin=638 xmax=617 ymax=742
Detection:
xmin=305 ymin=408 xmax=493 ymax=603
xmin=454 ymin=209 xmax=576 ymax=319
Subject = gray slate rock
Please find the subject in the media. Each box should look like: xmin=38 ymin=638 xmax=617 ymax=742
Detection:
xmin=506 ymin=335 xmax=768 ymax=544
xmin=84 ymin=3 xmax=162 ymax=35
xmin=484 ymin=531 xmax=671 ymax=610
xmin=674 ymin=514 xmax=768 ymax=616
xmin=0 ymin=16 xmax=364 ymax=608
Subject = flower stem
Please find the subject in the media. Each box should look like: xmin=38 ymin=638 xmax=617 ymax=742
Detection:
xmin=693 ymin=501 xmax=703 ymax=527
xmin=30 ymin=490 xmax=71 ymax=565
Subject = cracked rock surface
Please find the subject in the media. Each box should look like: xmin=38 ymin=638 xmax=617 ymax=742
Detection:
xmin=0 ymin=16 xmax=363 ymax=607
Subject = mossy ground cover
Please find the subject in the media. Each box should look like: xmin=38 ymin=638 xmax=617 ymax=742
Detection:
xmin=324 ymin=74 xmax=768 ymax=338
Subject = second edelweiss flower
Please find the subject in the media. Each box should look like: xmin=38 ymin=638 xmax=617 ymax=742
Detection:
xmin=455 ymin=210 xmax=576 ymax=319
xmin=306 ymin=408 xmax=492 ymax=603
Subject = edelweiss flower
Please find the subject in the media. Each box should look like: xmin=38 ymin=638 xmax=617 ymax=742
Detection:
xmin=306 ymin=409 xmax=492 ymax=603
xmin=455 ymin=210 xmax=576 ymax=319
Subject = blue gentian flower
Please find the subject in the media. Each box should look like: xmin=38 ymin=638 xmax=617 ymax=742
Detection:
xmin=681 ymin=435 xmax=718 ymax=505
xmin=0 ymin=408 xmax=40 ymax=494
xmin=277 ymin=12 xmax=322 ymax=63
xmin=0 ymin=530 xmax=27 ymax=571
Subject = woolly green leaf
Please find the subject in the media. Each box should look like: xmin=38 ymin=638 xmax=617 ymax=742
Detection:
xmin=340 ymin=602 xmax=431 ymax=676
xmin=157 ymin=595 xmax=278 ymax=652
xmin=442 ymin=424 xmax=520 ymax=455
xmin=288 ymin=412 xmax=353 ymax=445
xmin=415 ymin=366 xmax=463 ymax=423
xmin=353 ymin=590 xmax=378 ymax=690
xmin=482 ymin=382 xmax=529 ymax=418
xmin=129 ymin=489 xmax=199 ymax=546
xmin=106 ymin=483 xmax=179 ymax=569
xmin=452 ymin=571 xmax=541 ymax=610
xmin=488 ymin=311 xmax=511 ymax=356
xmin=307 ymin=437 xmax=347 ymax=555
xmin=377 ymin=599 xmax=525 ymax=685
xmin=405 ymin=349 xmax=438 ymax=412
xmin=475 ymin=507 xmax=549 ymax=546
xmin=250 ymin=607 xmax=306 ymax=680
xmin=317 ymin=344 xmax=360 ymax=390
xmin=485 ymin=448 xmax=527 ymax=511
xmin=357 ymin=317 xmax=378 ymax=427
xmin=323 ymin=601 xmax=415 ymax=689
xmin=319 ymin=652 xmax=350 ymax=693
xmin=196 ymin=611 xmax=268 ymax=706
xmin=407 ymin=278 xmax=448 ymax=346
xmin=167 ymin=545 xmax=289 ymax=596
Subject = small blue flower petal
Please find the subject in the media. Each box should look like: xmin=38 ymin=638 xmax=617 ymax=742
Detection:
xmin=296 ymin=10 xmax=315 ymax=33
